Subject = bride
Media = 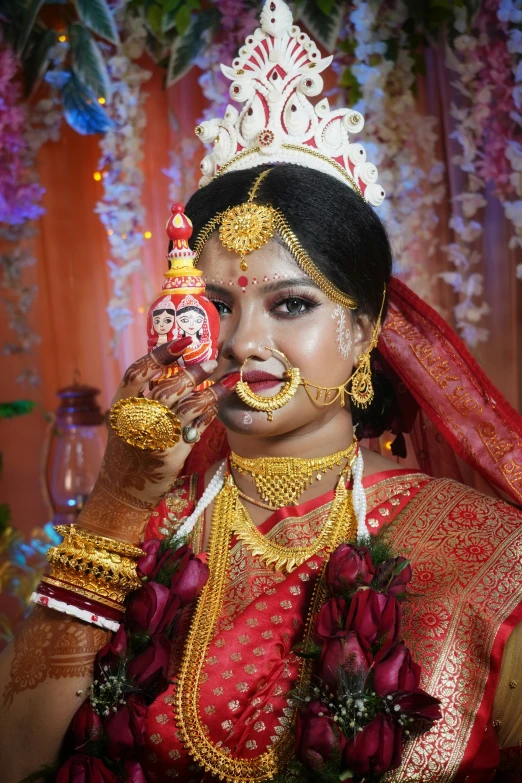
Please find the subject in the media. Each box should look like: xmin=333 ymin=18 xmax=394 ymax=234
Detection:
xmin=1 ymin=2 xmax=521 ymax=781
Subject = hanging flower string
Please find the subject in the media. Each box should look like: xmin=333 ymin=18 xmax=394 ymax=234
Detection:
xmin=344 ymin=1 xmax=445 ymax=308
xmin=0 ymin=40 xmax=63 ymax=385
xmin=94 ymin=15 xmax=151 ymax=347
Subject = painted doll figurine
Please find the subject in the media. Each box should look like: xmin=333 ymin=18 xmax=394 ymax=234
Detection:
xmin=146 ymin=203 xmax=219 ymax=386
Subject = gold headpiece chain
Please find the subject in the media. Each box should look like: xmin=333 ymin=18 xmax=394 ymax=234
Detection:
xmin=192 ymin=169 xmax=358 ymax=311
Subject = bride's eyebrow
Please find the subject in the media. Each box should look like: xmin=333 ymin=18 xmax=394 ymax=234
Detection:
xmin=205 ymin=278 xmax=321 ymax=296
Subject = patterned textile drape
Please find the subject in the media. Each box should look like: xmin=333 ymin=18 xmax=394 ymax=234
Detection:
xmin=0 ymin=46 xmax=521 ymax=551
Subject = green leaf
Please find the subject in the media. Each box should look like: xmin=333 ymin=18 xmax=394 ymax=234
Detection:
xmin=17 ymin=0 xmax=45 ymax=55
xmin=166 ymin=8 xmax=217 ymax=86
xmin=69 ymin=22 xmax=111 ymax=101
xmin=0 ymin=400 xmax=36 ymax=418
xmin=297 ymin=0 xmax=343 ymax=51
xmin=73 ymin=0 xmax=119 ymax=44
xmin=23 ymin=27 xmax=56 ymax=96
xmin=147 ymin=3 xmax=163 ymax=34
xmin=316 ymin=0 xmax=336 ymax=15
xmin=339 ymin=67 xmax=362 ymax=105
xmin=384 ymin=37 xmax=399 ymax=62
xmin=175 ymin=4 xmax=191 ymax=35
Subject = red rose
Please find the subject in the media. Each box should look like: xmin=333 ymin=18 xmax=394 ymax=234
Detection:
xmin=125 ymin=582 xmax=170 ymax=634
xmin=391 ymin=689 xmax=442 ymax=722
xmin=296 ymin=701 xmax=345 ymax=771
xmin=93 ymin=626 xmax=127 ymax=681
xmin=315 ymin=596 xmax=348 ymax=643
xmin=137 ymin=539 xmax=162 ymax=578
xmin=127 ymin=634 xmax=171 ymax=690
xmin=346 ymin=588 xmax=401 ymax=647
xmin=318 ymin=631 xmax=372 ymax=693
xmin=123 ymin=760 xmax=148 ymax=783
xmin=374 ymin=557 xmax=412 ymax=597
xmin=69 ymin=700 xmax=102 ymax=748
xmin=373 ymin=642 xmax=420 ymax=696
xmin=56 ymin=755 xmax=118 ymax=783
xmin=105 ymin=695 xmax=148 ymax=759
xmin=326 ymin=544 xmax=375 ymax=595
xmin=343 ymin=714 xmax=402 ymax=775
xmin=169 ymin=550 xmax=209 ymax=604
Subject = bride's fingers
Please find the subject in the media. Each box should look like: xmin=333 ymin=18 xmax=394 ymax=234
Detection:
xmin=148 ymin=361 xmax=218 ymax=407
xmin=175 ymin=374 xmax=240 ymax=426
xmin=115 ymin=336 xmax=193 ymax=399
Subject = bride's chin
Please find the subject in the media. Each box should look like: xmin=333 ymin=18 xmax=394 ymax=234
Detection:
xmin=217 ymin=400 xmax=296 ymax=437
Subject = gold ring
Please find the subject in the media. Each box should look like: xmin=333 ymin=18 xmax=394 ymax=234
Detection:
xmin=110 ymin=397 xmax=181 ymax=451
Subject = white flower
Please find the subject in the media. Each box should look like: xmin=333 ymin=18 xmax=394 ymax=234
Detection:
xmin=504 ymin=200 xmax=522 ymax=228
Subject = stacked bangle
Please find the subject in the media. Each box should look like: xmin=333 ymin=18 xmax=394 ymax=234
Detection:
xmin=32 ymin=524 xmax=144 ymax=631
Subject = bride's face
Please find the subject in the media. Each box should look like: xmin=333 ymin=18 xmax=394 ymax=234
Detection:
xmin=199 ymin=234 xmax=373 ymax=437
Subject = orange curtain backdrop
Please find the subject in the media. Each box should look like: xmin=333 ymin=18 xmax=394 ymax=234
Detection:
xmin=0 ymin=52 xmax=521 ymax=549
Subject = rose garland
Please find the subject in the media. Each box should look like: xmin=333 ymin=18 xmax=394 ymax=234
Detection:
xmin=27 ymin=528 xmax=438 ymax=783
xmin=31 ymin=540 xmax=209 ymax=783
xmin=282 ymin=539 xmax=441 ymax=782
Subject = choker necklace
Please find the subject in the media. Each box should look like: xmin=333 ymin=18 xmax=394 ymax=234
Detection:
xmin=230 ymin=435 xmax=357 ymax=508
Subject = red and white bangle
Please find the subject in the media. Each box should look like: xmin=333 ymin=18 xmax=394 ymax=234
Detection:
xmin=30 ymin=591 xmax=121 ymax=632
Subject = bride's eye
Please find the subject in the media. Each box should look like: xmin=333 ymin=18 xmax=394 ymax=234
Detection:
xmin=272 ymin=296 xmax=319 ymax=317
xmin=210 ymin=300 xmax=231 ymax=316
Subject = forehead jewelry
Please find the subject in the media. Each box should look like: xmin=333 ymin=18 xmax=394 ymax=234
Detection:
xmin=235 ymin=346 xmax=301 ymax=421
xmin=193 ymin=169 xmax=358 ymax=311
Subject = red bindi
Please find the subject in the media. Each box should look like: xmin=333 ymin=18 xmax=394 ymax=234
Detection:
xmin=238 ymin=276 xmax=248 ymax=288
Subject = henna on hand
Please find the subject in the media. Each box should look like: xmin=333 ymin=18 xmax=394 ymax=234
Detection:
xmin=121 ymin=336 xmax=192 ymax=388
xmin=149 ymin=362 xmax=216 ymax=404
xmin=2 ymin=607 xmax=108 ymax=707
xmin=175 ymin=375 xmax=239 ymax=420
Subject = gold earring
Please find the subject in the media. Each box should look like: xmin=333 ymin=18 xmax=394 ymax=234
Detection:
xmin=347 ymin=285 xmax=386 ymax=409
xmin=235 ymin=348 xmax=301 ymax=421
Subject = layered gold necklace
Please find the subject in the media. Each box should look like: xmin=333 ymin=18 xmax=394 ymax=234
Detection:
xmin=175 ymin=472 xmax=356 ymax=782
xmin=230 ymin=435 xmax=357 ymax=509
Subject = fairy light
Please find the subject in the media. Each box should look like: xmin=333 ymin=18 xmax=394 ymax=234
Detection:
xmin=58 ymin=34 xmax=67 ymax=43
xmin=137 ymin=306 xmax=145 ymax=314
xmin=93 ymin=171 xmax=102 ymax=181
xmin=107 ymin=229 xmax=113 ymax=236
xmin=98 ymin=97 xmax=106 ymax=105
xmin=144 ymin=231 xmax=152 ymax=239
xmin=121 ymin=233 xmax=127 ymax=239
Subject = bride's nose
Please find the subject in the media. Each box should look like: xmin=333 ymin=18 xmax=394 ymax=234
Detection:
xmin=220 ymin=310 xmax=271 ymax=366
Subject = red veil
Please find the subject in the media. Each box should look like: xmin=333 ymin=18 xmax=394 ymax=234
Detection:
xmin=184 ymin=277 xmax=522 ymax=508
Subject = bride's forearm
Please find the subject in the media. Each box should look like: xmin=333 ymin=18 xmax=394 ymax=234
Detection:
xmin=0 ymin=606 xmax=108 ymax=783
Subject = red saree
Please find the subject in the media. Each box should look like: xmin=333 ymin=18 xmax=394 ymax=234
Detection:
xmin=139 ymin=467 xmax=522 ymax=782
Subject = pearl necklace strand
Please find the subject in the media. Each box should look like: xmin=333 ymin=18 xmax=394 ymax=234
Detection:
xmin=169 ymin=448 xmax=367 ymax=548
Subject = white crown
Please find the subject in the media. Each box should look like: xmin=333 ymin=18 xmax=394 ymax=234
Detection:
xmin=195 ymin=0 xmax=385 ymax=207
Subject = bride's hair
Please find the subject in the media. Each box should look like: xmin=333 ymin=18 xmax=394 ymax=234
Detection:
xmin=185 ymin=163 xmax=397 ymax=439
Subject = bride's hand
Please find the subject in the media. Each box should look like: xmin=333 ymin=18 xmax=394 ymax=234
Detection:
xmin=77 ymin=337 xmax=237 ymax=544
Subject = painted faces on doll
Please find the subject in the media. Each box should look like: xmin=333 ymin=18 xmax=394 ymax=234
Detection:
xmin=152 ymin=308 xmax=176 ymax=342
xmin=176 ymin=305 xmax=206 ymax=339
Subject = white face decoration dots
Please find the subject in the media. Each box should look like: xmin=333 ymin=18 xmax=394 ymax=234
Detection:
xmin=332 ymin=306 xmax=352 ymax=360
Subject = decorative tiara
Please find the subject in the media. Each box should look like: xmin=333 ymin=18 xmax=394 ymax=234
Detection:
xmin=194 ymin=0 xmax=385 ymax=207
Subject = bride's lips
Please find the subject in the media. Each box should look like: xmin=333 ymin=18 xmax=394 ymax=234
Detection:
xmin=243 ymin=370 xmax=283 ymax=392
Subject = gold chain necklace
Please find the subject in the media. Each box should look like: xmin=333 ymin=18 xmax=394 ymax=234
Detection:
xmin=233 ymin=474 xmax=353 ymax=573
xmin=230 ymin=436 xmax=357 ymax=508
xmin=174 ymin=475 xmax=356 ymax=782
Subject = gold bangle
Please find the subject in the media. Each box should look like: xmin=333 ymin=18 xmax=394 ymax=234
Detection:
xmin=41 ymin=576 xmax=126 ymax=613
xmin=47 ymin=525 xmax=143 ymax=605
